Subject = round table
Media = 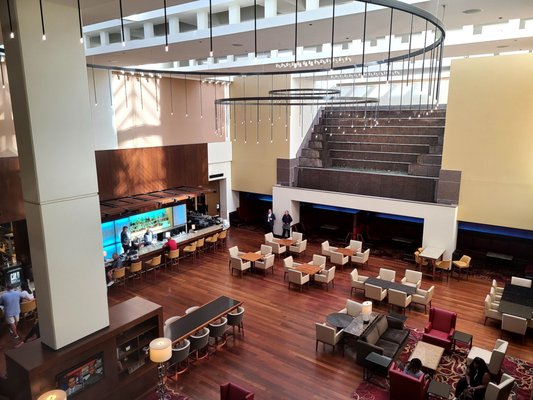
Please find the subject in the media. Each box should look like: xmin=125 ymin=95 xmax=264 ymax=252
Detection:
xmin=326 ymin=313 xmax=354 ymax=329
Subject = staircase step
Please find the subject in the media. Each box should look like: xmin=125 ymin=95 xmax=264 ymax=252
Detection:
xmin=329 ymin=142 xmax=430 ymax=154
xmin=320 ymin=117 xmax=445 ymax=127
xmin=302 ymin=148 xmax=322 ymax=158
xmin=408 ymin=164 xmax=441 ymax=177
xmin=418 ymin=154 xmax=442 ymax=166
xmin=315 ymin=126 xmax=444 ymax=135
xmin=322 ymin=109 xmax=446 ymax=119
xmin=330 ymin=158 xmax=410 ymax=173
xmin=329 ymin=150 xmax=419 ymax=163
xmin=299 ymin=157 xmax=323 ymax=168
xmin=308 ymin=141 xmax=324 ymax=150
xmin=326 ymin=134 xmax=440 ymax=145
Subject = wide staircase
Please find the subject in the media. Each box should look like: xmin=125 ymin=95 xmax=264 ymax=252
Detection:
xmin=296 ymin=108 xmax=446 ymax=203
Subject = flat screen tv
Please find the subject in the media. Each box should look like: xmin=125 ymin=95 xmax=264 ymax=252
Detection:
xmin=56 ymin=353 xmax=104 ymax=397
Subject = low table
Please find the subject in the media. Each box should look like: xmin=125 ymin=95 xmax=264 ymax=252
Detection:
xmin=364 ymin=352 xmax=392 ymax=388
xmin=294 ymin=264 xmax=322 ymax=276
xmin=452 ymin=330 xmax=473 ymax=351
xmin=428 ymin=379 xmax=451 ymax=400
xmin=335 ymin=248 xmax=355 ymax=257
xmin=326 ymin=313 xmax=354 ymax=329
xmin=409 ymin=341 xmax=445 ymax=373
xmin=275 ymin=238 xmax=296 ymax=247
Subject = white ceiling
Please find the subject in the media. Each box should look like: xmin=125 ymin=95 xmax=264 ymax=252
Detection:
xmin=20 ymin=0 xmax=533 ymax=70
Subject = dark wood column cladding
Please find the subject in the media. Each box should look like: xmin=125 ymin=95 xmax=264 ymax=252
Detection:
xmin=0 ymin=157 xmax=24 ymax=224
xmin=95 ymin=144 xmax=208 ymax=201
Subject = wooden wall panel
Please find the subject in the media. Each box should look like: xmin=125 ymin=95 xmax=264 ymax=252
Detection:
xmin=0 ymin=157 xmax=24 ymax=224
xmin=95 ymin=144 xmax=208 ymax=201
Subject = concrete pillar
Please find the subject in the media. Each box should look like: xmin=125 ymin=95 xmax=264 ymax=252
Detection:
xmin=169 ymin=17 xmax=180 ymax=35
xmin=265 ymin=0 xmax=278 ymax=18
xmin=144 ymin=22 xmax=154 ymax=39
xmin=0 ymin=0 xmax=109 ymax=349
xmin=197 ymin=11 xmax=208 ymax=30
xmin=229 ymin=4 xmax=241 ymax=24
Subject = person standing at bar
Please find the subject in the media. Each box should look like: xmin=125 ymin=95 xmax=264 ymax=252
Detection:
xmin=120 ymin=226 xmax=131 ymax=254
xmin=266 ymin=209 xmax=276 ymax=233
xmin=0 ymin=284 xmax=34 ymax=340
xmin=282 ymin=210 xmax=293 ymax=238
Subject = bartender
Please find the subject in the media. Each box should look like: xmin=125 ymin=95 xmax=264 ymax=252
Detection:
xmin=143 ymin=228 xmax=154 ymax=246
xmin=120 ymin=226 xmax=131 ymax=254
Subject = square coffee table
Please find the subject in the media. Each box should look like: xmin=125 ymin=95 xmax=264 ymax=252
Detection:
xmin=409 ymin=341 xmax=445 ymax=372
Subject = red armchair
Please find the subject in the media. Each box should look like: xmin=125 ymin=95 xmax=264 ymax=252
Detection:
xmin=422 ymin=307 xmax=457 ymax=351
xmin=389 ymin=362 xmax=430 ymax=400
xmin=220 ymin=382 xmax=255 ymax=400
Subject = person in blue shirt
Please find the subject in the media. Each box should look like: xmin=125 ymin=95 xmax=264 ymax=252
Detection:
xmin=143 ymin=228 xmax=154 ymax=245
xmin=0 ymin=283 xmax=34 ymax=339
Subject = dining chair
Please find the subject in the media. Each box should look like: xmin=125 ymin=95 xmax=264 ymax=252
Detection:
xmin=411 ymin=286 xmax=434 ymax=314
xmin=292 ymin=232 xmax=303 ymax=242
xmin=452 ymin=255 xmax=471 ymax=280
xmin=351 ymin=249 xmax=370 ymax=270
xmin=255 ymin=254 xmax=275 ymax=275
xmin=330 ymin=251 xmax=348 ymax=272
xmin=287 ymin=269 xmax=309 ymax=291
xmin=309 ymin=254 xmax=327 ymax=270
xmin=388 ymin=288 xmax=412 ymax=314
xmin=350 ymin=268 xmax=369 ymax=296
xmin=400 ymin=269 xmax=422 ymax=288
xmin=377 ymin=267 xmax=396 ymax=282
xmin=315 ymin=266 xmax=335 ymax=291
xmin=167 ymin=339 xmax=190 ymax=381
xmin=226 ymin=306 xmax=245 ymax=340
xmin=483 ymin=294 xmax=502 ymax=326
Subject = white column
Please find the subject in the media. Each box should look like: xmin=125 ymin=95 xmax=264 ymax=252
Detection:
xmin=100 ymin=31 xmax=110 ymax=46
xmin=1 ymin=0 xmax=109 ymax=349
xmin=306 ymin=0 xmax=320 ymax=11
xmin=144 ymin=22 xmax=154 ymax=39
xmin=197 ymin=11 xmax=208 ymax=30
xmin=228 ymin=4 xmax=241 ymax=24
xmin=264 ymin=0 xmax=278 ymax=18
xmin=169 ymin=17 xmax=180 ymax=35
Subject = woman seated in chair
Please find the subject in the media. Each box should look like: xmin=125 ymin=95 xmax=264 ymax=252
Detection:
xmin=402 ymin=358 xmax=425 ymax=379
xmin=455 ymin=357 xmax=490 ymax=400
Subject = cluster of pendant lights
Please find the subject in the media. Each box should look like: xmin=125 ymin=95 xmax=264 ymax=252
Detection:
xmin=3 ymin=0 xmax=446 ymax=145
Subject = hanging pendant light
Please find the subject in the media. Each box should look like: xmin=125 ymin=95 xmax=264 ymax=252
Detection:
xmin=7 ymin=0 xmax=15 ymax=38
xmin=77 ymin=0 xmax=83 ymax=43
xmin=39 ymin=0 xmax=46 ymax=40
xmin=119 ymin=0 xmax=125 ymax=47
xmin=164 ymin=0 xmax=169 ymax=52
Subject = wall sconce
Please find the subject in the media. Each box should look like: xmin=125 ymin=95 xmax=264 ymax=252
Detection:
xmin=149 ymin=337 xmax=172 ymax=400
xmin=37 ymin=390 xmax=67 ymax=400
xmin=362 ymin=300 xmax=372 ymax=324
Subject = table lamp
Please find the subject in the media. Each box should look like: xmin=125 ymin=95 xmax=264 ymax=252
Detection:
xmin=149 ymin=337 xmax=172 ymax=400
xmin=37 ymin=389 xmax=67 ymax=400
xmin=362 ymin=301 xmax=372 ymax=324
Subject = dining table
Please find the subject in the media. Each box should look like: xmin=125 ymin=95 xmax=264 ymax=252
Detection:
xmin=498 ymin=283 xmax=533 ymax=319
xmin=419 ymin=247 xmax=445 ymax=280
xmin=364 ymin=277 xmax=417 ymax=295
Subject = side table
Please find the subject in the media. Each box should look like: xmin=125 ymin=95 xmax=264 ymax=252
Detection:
xmin=452 ymin=330 xmax=473 ymax=351
xmin=363 ymin=352 xmax=392 ymax=389
xmin=428 ymin=379 xmax=451 ymax=399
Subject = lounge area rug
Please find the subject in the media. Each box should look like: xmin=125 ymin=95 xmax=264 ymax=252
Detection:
xmin=352 ymin=329 xmax=533 ymax=400
xmin=145 ymin=387 xmax=190 ymax=400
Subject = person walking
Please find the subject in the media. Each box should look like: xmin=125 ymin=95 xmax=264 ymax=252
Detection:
xmin=281 ymin=210 xmax=293 ymax=238
xmin=0 ymin=283 xmax=34 ymax=340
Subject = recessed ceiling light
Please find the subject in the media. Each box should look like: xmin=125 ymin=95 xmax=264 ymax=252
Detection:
xmin=309 ymin=23 xmax=313 ymax=26
xmin=462 ymin=8 xmax=482 ymax=14
xmin=497 ymin=45 xmax=509 ymax=49
xmin=232 ymin=43 xmax=243 ymax=47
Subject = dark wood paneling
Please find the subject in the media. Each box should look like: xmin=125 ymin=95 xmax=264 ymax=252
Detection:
xmin=0 ymin=157 xmax=24 ymax=224
xmin=96 ymin=144 xmax=208 ymax=201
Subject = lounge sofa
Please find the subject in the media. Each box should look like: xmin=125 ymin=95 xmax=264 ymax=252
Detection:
xmin=355 ymin=314 xmax=410 ymax=368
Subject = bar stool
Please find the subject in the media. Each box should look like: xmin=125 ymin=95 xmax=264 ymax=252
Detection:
xmin=127 ymin=260 xmax=143 ymax=285
xmin=218 ymin=230 xmax=228 ymax=249
xmin=183 ymin=241 xmax=197 ymax=262
xmin=205 ymin=233 xmax=219 ymax=252
xmin=167 ymin=339 xmax=190 ymax=381
xmin=226 ymin=306 xmax=245 ymax=340
xmin=112 ymin=267 xmax=126 ymax=288
xmin=208 ymin=317 xmax=228 ymax=353
xmin=189 ymin=327 xmax=210 ymax=361
xmin=167 ymin=249 xmax=180 ymax=272
xmin=196 ymin=237 xmax=205 ymax=256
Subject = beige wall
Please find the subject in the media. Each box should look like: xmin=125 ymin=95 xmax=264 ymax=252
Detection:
xmin=0 ymin=63 xmax=16 ymax=158
xmin=442 ymin=54 xmax=533 ymax=230
xmin=231 ymin=76 xmax=291 ymax=195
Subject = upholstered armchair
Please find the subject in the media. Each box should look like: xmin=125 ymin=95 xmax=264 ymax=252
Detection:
xmin=484 ymin=294 xmax=502 ymax=326
xmin=484 ymin=373 xmax=515 ymax=400
xmin=492 ymin=279 xmax=504 ymax=295
xmin=511 ymin=276 xmax=532 ymax=288
xmin=351 ymin=249 xmax=370 ymax=270
xmin=338 ymin=299 xmax=363 ymax=317
xmin=350 ymin=268 xmax=369 ymax=296
xmin=388 ymin=288 xmax=412 ymax=314
xmin=230 ymin=257 xmax=251 ymax=277
xmin=315 ymin=322 xmax=343 ymax=354
xmin=365 ymin=283 xmax=387 ymax=303
xmin=411 ymin=286 xmax=435 ymax=314
xmin=255 ymin=254 xmax=275 ymax=275
xmin=501 ymin=313 xmax=528 ymax=340
xmin=255 ymin=244 xmax=272 ymax=257
xmin=401 ymin=269 xmax=422 ymax=288
xmin=422 ymin=307 xmax=457 ymax=351
xmin=310 ymin=254 xmax=327 ymax=270
xmin=452 ymin=255 xmax=471 ymax=280
xmin=467 ymin=339 xmax=508 ymax=376
xmin=330 ymin=251 xmax=349 ymax=272
xmin=321 ymin=240 xmax=337 ymax=258
xmin=345 ymin=240 xmax=362 ymax=253
xmin=315 ymin=266 xmax=335 ymax=290
xmin=289 ymin=239 xmax=307 ymax=257
xmin=264 ymin=232 xmax=274 ymax=243
xmin=228 ymin=246 xmax=245 ymax=270
xmin=292 ymin=232 xmax=303 ymax=242
xmin=377 ymin=267 xmax=396 ymax=282
xmin=283 ymin=256 xmax=300 ymax=280
xmin=389 ymin=362 xmax=429 ymax=400
xmin=267 ymin=240 xmax=286 ymax=258
xmin=435 ymin=259 xmax=452 ymax=281
xmin=220 ymin=382 xmax=254 ymax=400
xmin=288 ymin=269 xmax=309 ymax=291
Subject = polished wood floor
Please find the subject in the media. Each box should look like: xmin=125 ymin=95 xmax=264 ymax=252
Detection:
xmin=3 ymin=227 xmax=533 ymax=399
